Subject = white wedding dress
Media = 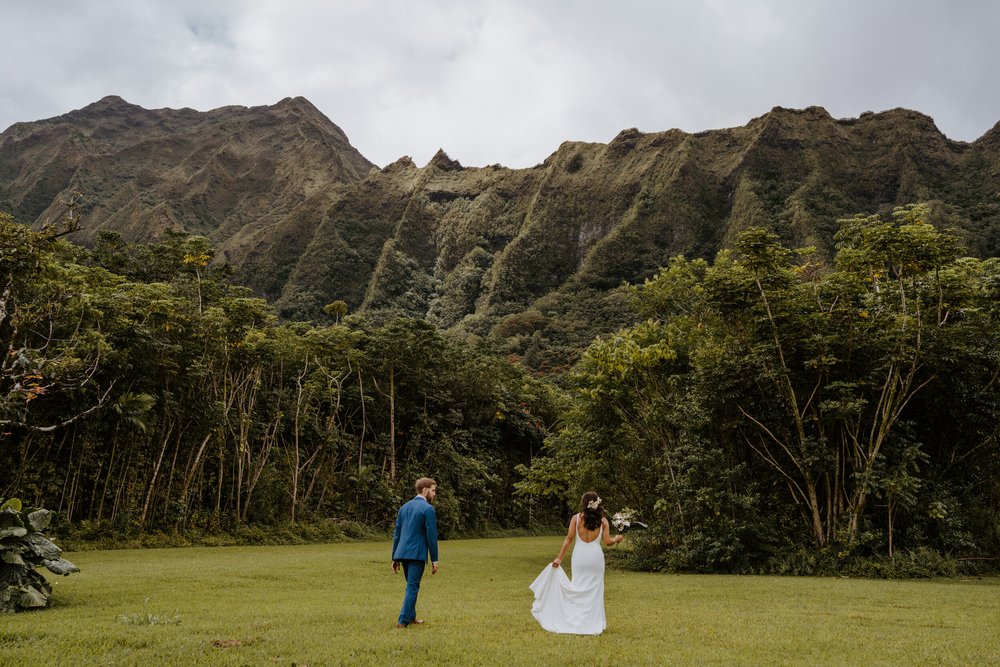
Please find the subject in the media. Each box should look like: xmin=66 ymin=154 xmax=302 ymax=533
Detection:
xmin=529 ymin=514 xmax=607 ymax=635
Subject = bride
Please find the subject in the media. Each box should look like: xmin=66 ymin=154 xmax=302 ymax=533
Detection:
xmin=529 ymin=491 xmax=624 ymax=635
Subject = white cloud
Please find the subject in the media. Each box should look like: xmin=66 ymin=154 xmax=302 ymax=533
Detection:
xmin=2 ymin=0 xmax=999 ymax=168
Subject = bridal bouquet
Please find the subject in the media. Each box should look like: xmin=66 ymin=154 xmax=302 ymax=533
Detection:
xmin=611 ymin=508 xmax=648 ymax=532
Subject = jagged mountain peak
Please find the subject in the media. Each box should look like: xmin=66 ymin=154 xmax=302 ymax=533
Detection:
xmin=743 ymin=105 xmax=947 ymax=137
xmin=84 ymin=95 xmax=134 ymax=110
xmin=427 ymin=149 xmax=463 ymax=171
xmin=611 ymin=127 xmax=646 ymax=142
xmin=68 ymin=95 xmax=151 ymax=121
xmin=383 ymin=156 xmax=417 ymax=173
xmin=269 ymin=96 xmax=330 ymax=122
xmin=767 ymin=105 xmax=832 ymax=119
xmin=275 ymin=95 xmax=316 ymax=109
xmin=856 ymin=107 xmax=945 ymax=137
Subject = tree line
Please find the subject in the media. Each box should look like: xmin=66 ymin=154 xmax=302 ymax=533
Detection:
xmin=520 ymin=205 xmax=1000 ymax=573
xmin=0 ymin=212 xmax=559 ymax=537
xmin=3 ymin=203 xmax=998 ymax=573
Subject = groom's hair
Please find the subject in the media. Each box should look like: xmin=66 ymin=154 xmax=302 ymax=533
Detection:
xmin=415 ymin=477 xmax=437 ymax=494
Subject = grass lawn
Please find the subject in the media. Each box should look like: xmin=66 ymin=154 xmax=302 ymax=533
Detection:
xmin=1 ymin=536 xmax=998 ymax=665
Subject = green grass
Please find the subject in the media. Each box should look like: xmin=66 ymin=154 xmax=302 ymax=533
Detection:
xmin=2 ymin=537 xmax=998 ymax=665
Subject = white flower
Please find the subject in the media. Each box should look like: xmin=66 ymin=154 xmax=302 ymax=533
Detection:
xmin=611 ymin=508 xmax=636 ymax=531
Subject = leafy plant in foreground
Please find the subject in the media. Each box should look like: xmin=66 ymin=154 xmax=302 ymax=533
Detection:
xmin=0 ymin=497 xmax=79 ymax=612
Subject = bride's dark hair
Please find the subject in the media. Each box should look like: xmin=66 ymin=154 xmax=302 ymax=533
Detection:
xmin=580 ymin=491 xmax=603 ymax=531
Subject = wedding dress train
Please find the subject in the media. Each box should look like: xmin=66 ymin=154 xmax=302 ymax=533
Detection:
xmin=529 ymin=516 xmax=606 ymax=635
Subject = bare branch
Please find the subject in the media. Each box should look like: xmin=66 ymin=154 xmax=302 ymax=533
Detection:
xmin=1 ymin=381 xmax=115 ymax=433
xmin=737 ymin=404 xmax=806 ymax=478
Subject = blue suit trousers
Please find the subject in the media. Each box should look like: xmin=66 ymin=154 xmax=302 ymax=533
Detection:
xmin=398 ymin=559 xmax=426 ymax=625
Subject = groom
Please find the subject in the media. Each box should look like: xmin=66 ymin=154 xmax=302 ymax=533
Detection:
xmin=391 ymin=477 xmax=440 ymax=628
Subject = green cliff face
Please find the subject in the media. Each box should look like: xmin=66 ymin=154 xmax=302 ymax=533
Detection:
xmin=277 ymin=105 xmax=1000 ymax=360
xmin=3 ymin=99 xmax=999 ymax=360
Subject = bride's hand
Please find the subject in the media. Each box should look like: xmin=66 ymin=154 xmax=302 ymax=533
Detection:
xmin=551 ymin=558 xmax=562 ymax=568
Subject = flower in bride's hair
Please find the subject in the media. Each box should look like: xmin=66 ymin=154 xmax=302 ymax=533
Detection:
xmin=587 ymin=497 xmax=602 ymax=510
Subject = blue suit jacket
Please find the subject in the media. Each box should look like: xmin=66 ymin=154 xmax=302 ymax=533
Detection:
xmin=392 ymin=496 xmax=439 ymax=563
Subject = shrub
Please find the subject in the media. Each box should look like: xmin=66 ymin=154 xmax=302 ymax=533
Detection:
xmin=0 ymin=498 xmax=79 ymax=613
xmin=759 ymin=544 xmax=989 ymax=578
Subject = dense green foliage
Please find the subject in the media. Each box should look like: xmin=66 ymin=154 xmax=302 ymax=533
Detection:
xmin=0 ymin=214 xmax=561 ymax=539
xmin=521 ymin=205 xmax=1000 ymax=572
xmin=0 ymin=497 xmax=78 ymax=612
xmin=3 ymin=201 xmax=999 ymax=575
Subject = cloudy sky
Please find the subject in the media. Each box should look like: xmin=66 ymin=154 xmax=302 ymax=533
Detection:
xmin=3 ymin=0 xmax=998 ymax=168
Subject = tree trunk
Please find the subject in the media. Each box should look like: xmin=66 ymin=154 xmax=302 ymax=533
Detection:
xmin=357 ymin=367 xmax=366 ymax=474
xmin=804 ymin=476 xmax=825 ymax=546
xmin=389 ymin=366 xmax=396 ymax=483
xmin=178 ymin=432 xmax=213 ymax=529
xmin=215 ymin=442 xmax=225 ymax=514
xmin=110 ymin=447 xmax=133 ymax=525
xmin=887 ymin=497 xmax=895 ymax=557
xmin=141 ymin=422 xmax=174 ymax=526
xmin=96 ymin=431 xmax=119 ymax=524
xmin=290 ymin=361 xmax=309 ymax=523
xmin=162 ymin=436 xmax=182 ymax=517
xmin=242 ymin=415 xmax=278 ymax=522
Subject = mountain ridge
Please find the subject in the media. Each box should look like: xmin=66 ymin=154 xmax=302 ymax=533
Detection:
xmin=0 ymin=96 xmax=375 ymax=271
xmin=2 ymin=97 xmax=999 ymax=366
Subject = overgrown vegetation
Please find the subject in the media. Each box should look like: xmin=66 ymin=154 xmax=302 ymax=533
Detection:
xmin=0 ymin=212 xmax=561 ymax=543
xmin=520 ymin=205 xmax=1000 ymax=574
xmin=0 ymin=497 xmax=78 ymax=612
xmin=2 ymin=201 xmax=999 ymax=576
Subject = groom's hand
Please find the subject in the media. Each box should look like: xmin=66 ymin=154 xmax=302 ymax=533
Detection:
xmin=392 ymin=560 xmax=400 ymax=574
xmin=431 ymin=561 xmax=439 ymax=574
